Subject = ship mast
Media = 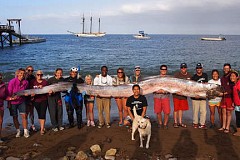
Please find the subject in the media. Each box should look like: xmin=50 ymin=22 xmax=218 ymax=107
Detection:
xmin=90 ymin=16 xmax=92 ymax=34
xmin=98 ymin=17 xmax=101 ymax=33
xmin=82 ymin=14 xmax=85 ymax=34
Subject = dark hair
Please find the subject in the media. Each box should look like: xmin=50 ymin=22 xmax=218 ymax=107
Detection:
xmin=117 ymin=67 xmax=126 ymax=82
xmin=160 ymin=65 xmax=167 ymax=70
xmin=132 ymin=84 xmax=140 ymax=90
xmin=25 ymin=65 xmax=33 ymax=70
xmin=211 ymin=69 xmax=219 ymax=75
xmin=18 ymin=68 xmax=25 ymax=72
xmin=230 ymin=71 xmax=239 ymax=77
xmin=101 ymin=66 xmax=108 ymax=71
xmin=223 ymin=63 xmax=231 ymax=69
xmin=55 ymin=68 xmax=63 ymax=72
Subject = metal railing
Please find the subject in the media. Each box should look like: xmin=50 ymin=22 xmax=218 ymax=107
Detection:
xmin=0 ymin=25 xmax=14 ymax=30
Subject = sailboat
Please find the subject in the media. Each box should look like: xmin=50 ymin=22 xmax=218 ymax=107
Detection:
xmin=68 ymin=14 xmax=106 ymax=37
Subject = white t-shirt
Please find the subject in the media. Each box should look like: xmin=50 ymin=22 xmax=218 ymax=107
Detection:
xmin=94 ymin=74 xmax=112 ymax=86
xmin=208 ymin=79 xmax=222 ymax=104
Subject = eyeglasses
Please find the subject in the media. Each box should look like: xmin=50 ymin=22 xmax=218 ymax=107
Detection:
xmin=181 ymin=67 xmax=187 ymax=69
xmin=117 ymin=72 xmax=123 ymax=73
xmin=196 ymin=67 xmax=202 ymax=69
xmin=160 ymin=68 xmax=167 ymax=70
xmin=28 ymin=69 xmax=34 ymax=72
xmin=37 ymin=74 xmax=43 ymax=76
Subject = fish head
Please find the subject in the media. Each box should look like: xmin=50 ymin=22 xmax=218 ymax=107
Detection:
xmin=206 ymin=85 xmax=224 ymax=99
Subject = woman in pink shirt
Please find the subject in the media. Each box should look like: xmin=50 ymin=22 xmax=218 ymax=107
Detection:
xmin=230 ymin=71 xmax=240 ymax=136
xmin=7 ymin=68 xmax=29 ymax=138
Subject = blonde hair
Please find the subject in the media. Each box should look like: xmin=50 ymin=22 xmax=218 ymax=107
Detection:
xmin=85 ymin=74 xmax=93 ymax=85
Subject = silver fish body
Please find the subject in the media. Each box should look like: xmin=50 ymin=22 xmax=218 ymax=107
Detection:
xmin=15 ymin=76 xmax=222 ymax=98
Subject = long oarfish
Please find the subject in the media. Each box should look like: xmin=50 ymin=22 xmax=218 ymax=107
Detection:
xmin=15 ymin=76 xmax=222 ymax=98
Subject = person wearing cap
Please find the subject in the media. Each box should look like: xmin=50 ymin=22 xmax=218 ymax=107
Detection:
xmin=64 ymin=67 xmax=84 ymax=129
xmin=219 ymin=63 xmax=234 ymax=133
xmin=94 ymin=66 xmax=112 ymax=128
xmin=153 ymin=65 xmax=170 ymax=129
xmin=48 ymin=68 xmax=65 ymax=132
xmin=173 ymin=63 xmax=192 ymax=128
xmin=7 ymin=68 xmax=30 ymax=138
xmin=29 ymin=70 xmax=48 ymax=135
xmin=130 ymin=66 xmax=143 ymax=84
xmin=0 ymin=73 xmax=7 ymax=142
xmin=25 ymin=65 xmax=36 ymax=132
xmin=191 ymin=63 xmax=208 ymax=129
xmin=230 ymin=70 xmax=240 ymax=136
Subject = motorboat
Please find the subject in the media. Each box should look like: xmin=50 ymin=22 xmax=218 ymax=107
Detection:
xmin=134 ymin=31 xmax=150 ymax=40
xmin=201 ymin=35 xmax=226 ymax=41
xmin=12 ymin=37 xmax=46 ymax=44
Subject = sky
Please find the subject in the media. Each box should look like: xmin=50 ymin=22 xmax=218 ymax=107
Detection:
xmin=1 ymin=0 xmax=240 ymax=35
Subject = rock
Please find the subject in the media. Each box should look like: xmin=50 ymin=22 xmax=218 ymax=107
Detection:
xmin=59 ymin=156 xmax=69 ymax=160
xmin=66 ymin=151 xmax=76 ymax=158
xmin=90 ymin=144 xmax=101 ymax=157
xmin=67 ymin=147 xmax=76 ymax=151
xmin=0 ymin=157 xmax=4 ymax=160
xmin=165 ymin=153 xmax=173 ymax=159
xmin=105 ymin=148 xmax=117 ymax=160
xmin=0 ymin=145 xmax=8 ymax=149
xmin=168 ymin=158 xmax=177 ymax=160
xmin=75 ymin=151 xmax=88 ymax=160
xmin=6 ymin=157 xmax=21 ymax=160
xmin=22 ymin=153 xmax=31 ymax=160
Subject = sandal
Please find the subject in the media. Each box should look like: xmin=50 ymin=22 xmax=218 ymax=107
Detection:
xmin=218 ymin=127 xmax=225 ymax=131
xmin=173 ymin=123 xmax=179 ymax=128
xmin=178 ymin=123 xmax=187 ymax=128
xmin=224 ymin=129 xmax=230 ymax=133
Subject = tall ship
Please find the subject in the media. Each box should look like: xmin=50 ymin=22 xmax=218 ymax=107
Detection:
xmin=68 ymin=14 xmax=106 ymax=37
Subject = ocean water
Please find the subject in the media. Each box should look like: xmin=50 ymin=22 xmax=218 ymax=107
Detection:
xmin=0 ymin=34 xmax=239 ymax=127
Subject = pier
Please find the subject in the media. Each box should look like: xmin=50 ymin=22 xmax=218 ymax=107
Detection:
xmin=0 ymin=19 xmax=24 ymax=48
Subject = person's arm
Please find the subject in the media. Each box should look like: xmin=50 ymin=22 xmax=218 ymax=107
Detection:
xmin=141 ymin=106 xmax=147 ymax=117
xmin=127 ymin=107 xmax=134 ymax=120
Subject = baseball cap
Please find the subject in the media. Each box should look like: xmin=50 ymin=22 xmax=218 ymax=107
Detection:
xmin=196 ymin=63 xmax=203 ymax=69
xmin=180 ymin=63 xmax=187 ymax=68
xmin=135 ymin=66 xmax=141 ymax=71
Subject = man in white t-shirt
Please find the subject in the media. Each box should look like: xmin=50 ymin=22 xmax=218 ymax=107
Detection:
xmin=94 ymin=66 xmax=112 ymax=128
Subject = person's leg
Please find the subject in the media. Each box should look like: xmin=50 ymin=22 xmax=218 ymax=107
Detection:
xmin=217 ymin=106 xmax=222 ymax=126
xmin=209 ymin=105 xmax=215 ymax=126
xmin=76 ymin=102 xmax=83 ymax=129
xmin=199 ymin=100 xmax=207 ymax=126
xmin=115 ymin=98 xmax=123 ymax=125
xmin=96 ymin=97 xmax=104 ymax=126
xmin=225 ymin=110 xmax=232 ymax=132
xmin=162 ymin=98 xmax=170 ymax=127
xmin=85 ymin=102 xmax=89 ymax=122
xmin=104 ymin=98 xmax=111 ymax=126
xmin=173 ymin=98 xmax=179 ymax=124
xmin=233 ymin=111 xmax=240 ymax=136
xmin=88 ymin=102 xmax=94 ymax=121
xmin=154 ymin=98 xmax=162 ymax=126
xmin=66 ymin=102 xmax=74 ymax=127
xmin=57 ymin=98 xmax=63 ymax=129
xmin=48 ymin=97 xmax=58 ymax=128
xmin=122 ymin=98 xmax=128 ymax=119
xmin=38 ymin=101 xmax=47 ymax=134
xmin=192 ymin=100 xmax=200 ymax=125
xmin=0 ymin=109 xmax=4 ymax=140
xmin=220 ymin=108 xmax=227 ymax=130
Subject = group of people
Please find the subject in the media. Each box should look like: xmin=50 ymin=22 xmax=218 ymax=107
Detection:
xmin=0 ymin=63 xmax=239 ymax=142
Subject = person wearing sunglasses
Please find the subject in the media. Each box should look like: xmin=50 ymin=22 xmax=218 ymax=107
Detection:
xmin=64 ymin=67 xmax=84 ymax=129
xmin=7 ymin=68 xmax=29 ymax=138
xmin=0 ymin=73 xmax=7 ymax=142
xmin=112 ymin=68 xmax=130 ymax=126
xmin=29 ymin=70 xmax=48 ymax=135
xmin=153 ymin=65 xmax=170 ymax=129
xmin=25 ymin=65 xmax=36 ymax=132
xmin=130 ymin=66 xmax=143 ymax=84
xmin=191 ymin=63 xmax=208 ymax=129
xmin=172 ymin=63 xmax=192 ymax=128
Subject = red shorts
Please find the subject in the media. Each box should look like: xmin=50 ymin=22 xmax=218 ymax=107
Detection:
xmin=221 ymin=97 xmax=234 ymax=111
xmin=173 ymin=98 xmax=189 ymax=111
xmin=154 ymin=97 xmax=170 ymax=114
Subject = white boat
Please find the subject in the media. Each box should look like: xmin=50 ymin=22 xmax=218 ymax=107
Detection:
xmin=12 ymin=36 xmax=46 ymax=44
xmin=68 ymin=15 xmax=106 ymax=38
xmin=201 ymin=35 xmax=226 ymax=41
xmin=134 ymin=31 xmax=150 ymax=40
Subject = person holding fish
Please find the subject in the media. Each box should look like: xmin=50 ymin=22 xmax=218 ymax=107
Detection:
xmin=94 ymin=66 xmax=112 ymax=129
xmin=130 ymin=66 xmax=143 ymax=84
xmin=112 ymin=67 xmax=130 ymax=126
xmin=48 ymin=68 xmax=65 ymax=132
xmin=0 ymin=73 xmax=7 ymax=142
xmin=7 ymin=68 xmax=30 ymax=138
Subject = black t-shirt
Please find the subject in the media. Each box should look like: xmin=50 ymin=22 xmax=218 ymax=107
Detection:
xmin=191 ymin=73 xmax=208 ymax=100
xmin=64 ymin=76 xmax=84 ymax=84
xmin=126 ymin=95 xmax=148 ymax=116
